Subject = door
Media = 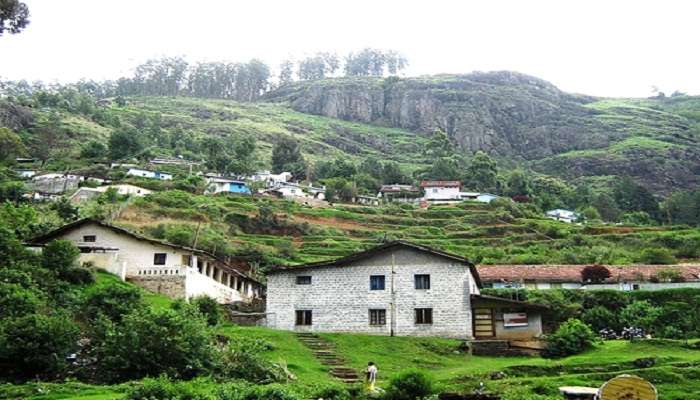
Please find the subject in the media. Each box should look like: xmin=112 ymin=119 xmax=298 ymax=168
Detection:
xmin=473 ymin=308 xmax=495 ymax=338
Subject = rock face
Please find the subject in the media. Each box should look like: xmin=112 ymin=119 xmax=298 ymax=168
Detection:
xmin=267 ymin=72 xmax=613 ymax=160
xmin=266 ymin=72 xmax=700 ymax=193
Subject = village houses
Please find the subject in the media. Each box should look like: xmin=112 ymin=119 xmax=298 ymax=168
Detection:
xmin=266 ymin=241 xmax=545 ymax=342
xmin=480 ymin=264 xmax=700 ymax=291
xmin=27 ymin=219 xmax=262 ymax=304
xmin=205 ymin=176 xmax=252 ymax=195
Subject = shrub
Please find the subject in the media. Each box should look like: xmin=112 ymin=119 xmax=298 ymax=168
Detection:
xmin=190 ymin=296 xmax=222 ymax=326
xmin=0 ymin=283 xmax=42 ymax=319
xmin=215 ymin=342 xmax=287 ymax=383
xmin=311 ymin=383 xmax=351 ymax=400
xmin=0 ymin=312 xmax=79 ymax=378
xmin=241 ymin=384 xmax=299 ymax=400
xmin=95 ymin=306 xmax=217 ymax=382
xmin=543 ymin=318 xmax=597 ymax=358
xmin=620 ymin=301 xmax=662 ymax=334
xmin=126 ymin=375 xmax=212 ymax=400
xmin=83 ymin=284 xmax=142 ymax=322
xmin=638 ymin=248 xmax=677 ymax=264
xmin=384 ymin=369 xmax=434 ymax=400
xmin=581 ymin=265 xmax=611 ymax=284
xmin=42 ymin=239 xmax=80 ymax=276
xmin=581 ymin=306 xmax=620 ymax=333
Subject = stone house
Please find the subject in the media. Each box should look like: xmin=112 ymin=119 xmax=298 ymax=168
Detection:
xmin=27 ymin=219 xmax=262 ymax=303
xmin=266 ymin=241 xmax=544 ymax=340
xmin=479 ymin=264 xmax=700 ymax=291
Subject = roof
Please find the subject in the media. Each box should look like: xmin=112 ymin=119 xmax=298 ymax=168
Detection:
xmin=478 ymin=264 xmax=700 ymax=283
xmin=379 ymin=184 xmax=419 ymax=193
xmin=471 ymin=294 xmax=548 ymax=310
xmin=270 ymin=240 xmax=482 ymax=287
xmin=26 ymin=218 xmax=260 ymax=284
xmin=420 ymin=180 xmax=461 ymax=188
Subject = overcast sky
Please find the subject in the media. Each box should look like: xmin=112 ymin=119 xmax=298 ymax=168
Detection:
xmin=1 ymin=0 xmax=698 ymax=98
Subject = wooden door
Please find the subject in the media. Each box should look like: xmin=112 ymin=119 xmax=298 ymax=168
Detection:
xmin=473 ymin=308 xmax=495 ymax=338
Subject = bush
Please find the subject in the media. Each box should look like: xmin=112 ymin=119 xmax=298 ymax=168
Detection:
xmin=95 ymin=306 xmax=217 ymax=382
xmin=0 ymin=312 xmax=79 ymax=378
xmin=620 ymin=301 xmax=662 ymax=334
xmin=384 ymin=369 xmax=434 ymax=400
xmin=126 ymin=375 xmax=212 ymax=400
xmin=581 ymin=306 xmax=620 ymax=333
xmin=543 ymin=319 xmax=597 ymax=358
xmin=215 ymin=342 xmax=288 ymax=383
xmin=241 ymin=384 xmax=299 ymax=400
xmin=0 ymin=283 xmax=42 ymax=319
xmin=638 ymin=248 xmax=677 ymax=264
xmin=311 ymin=383 xmax=351 ymax=400
xmin=42 ymin=240 xmax=80 ymax=277
xmin=190 ymin=296 xmax=222 ymax=326
xmin=83 ymin=284 xmax=143 ymax=322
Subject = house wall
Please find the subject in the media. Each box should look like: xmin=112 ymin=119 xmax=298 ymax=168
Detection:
xmin=424 ymin=187 xmax=460 ymax=200
xmin=493 ymin=311 xmax=543 ymax=340
xmin=128 ymin=275 xmax=187 ymax=299
xmin=186 ymin=268 xmax=244 ymax=303
xmin=266 ymin=247 xmax=479 ymax=339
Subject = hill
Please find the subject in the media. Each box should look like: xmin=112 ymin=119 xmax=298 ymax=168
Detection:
xmin=265 ymin=72 xmax=700 ymax=194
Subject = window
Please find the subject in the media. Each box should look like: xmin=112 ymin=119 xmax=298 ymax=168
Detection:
xmin=415 ymin=274 xmax=431 ymax=289
xmin=295 ymin=310 xmax=312 ymax=326
xmin=83 ymin=235 xmax=96 ymax=242
xmin=296 ymin=276 xmax=312 ymax=285
xmin=370 ymin=275 xmax=385 ymax=290
xmin=153 ymin=253 xmax=167 ymax=265
xmin=369 ymin=309 xmax=386 ymax=326
xmin=415 ymin=308 xmax=433 ymax=324
xmin=432 ymin=188 xmax=438 ymax=193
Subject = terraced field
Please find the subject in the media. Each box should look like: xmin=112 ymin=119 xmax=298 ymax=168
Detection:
xmin=113 ymin=192 xmax=700 ymax=268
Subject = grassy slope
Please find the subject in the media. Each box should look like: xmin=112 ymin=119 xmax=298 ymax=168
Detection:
xmin=114 ymin=192 xmax=700 ymax=266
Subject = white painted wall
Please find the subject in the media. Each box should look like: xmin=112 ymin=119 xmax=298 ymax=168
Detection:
xmin=266 ymin=247 xmax=479 ymax=339
xmin=424 ymin=186 xmax=461 ymax=200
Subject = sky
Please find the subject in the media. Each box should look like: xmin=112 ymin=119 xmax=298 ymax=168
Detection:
xmin=1 ymin=0 xmax=699 ymax=98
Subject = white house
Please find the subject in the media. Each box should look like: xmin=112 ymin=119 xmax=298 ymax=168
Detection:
xmin=266 ymin=241 xmax=544 ymax=340
xmin=545 ymin=209 xmax=580 ymax=223
xmin=14 ymin=169 xmax=37 ymax=178
xmin=69 ymin=184 xmax=152 ymax=204
xmin=479 ymin=264 xmax=700 ymax=291
xmin=27 ymin=219 xmax=262 ymax=303
xmin=126 ymin=168 xmax=173 ymax=180
xmin=249 ymin=170 xmax=293 ymax=187
xmin=205 ymin=177 xmax=251 ymax=195
xmin=420 ymin=181 xmax=462 ymax=202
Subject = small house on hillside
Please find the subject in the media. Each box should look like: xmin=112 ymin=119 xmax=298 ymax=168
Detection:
xmin=420 ymin=181 xmax=462 ymax=202
xmin=14 ymin=169 xmax=37 ymax=179
xmin=479 ymin=264 xmax=700 ymax=291
xmin=266 ymin=241 xmax=545 ymax=340
xmin=458 ymin=192 xmax=499 ymax=203
xmin=545 ymin=209 xmax=580 ymax=223
xmin=26 ymin=219 xmax=262 ymax=303
xmin=126 ymin=168 xmax=173 ymax=181
xmin=356 ymin=195 xmax=380 ymax=206
xmin=69 ymin=184 xmax=152 ymax=204
xmin=249 ymin=171 xmax=293 ymax=187
xmin=377 ymin=184 xmax=421 ymax=204
xmin=206 ymin=177 xmax=251 ymax=195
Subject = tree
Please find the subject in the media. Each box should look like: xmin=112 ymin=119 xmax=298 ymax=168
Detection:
xmin=109 ymin=126 xmax=143 ymax=160
xmin=465 ymin=151 xmax=498 ymax=191
xmin=83 ymin=284 xmax=143 ymax=323
xmin=0 ymin=127 xmax=26 ymax=163
xmin=278 ymin=60 xmax=294 ymax=86
xmin=0 ymin=0 xmax=29 ymax=36
xmin=504 ymin=169 xmax=532 ymax=197
xmin=613 ymin=177 xmax=660 ymax=221
xmin=271 ymin=136 xmax=306 ymax=179
xmin=344 ymin=48 xmax=407 ymax=77
xmin=80 ymin=140 xmax=108 ymax=159
xmin=426 ymin=129 xmax=453 ymax=158
xmin=620 ymin=301 xmax=662 ymax=333
xmin=94 ymin=306 xmax=217 ymax=382
xmin=50 ymin=197 xmax=80 ymax=222
xmin=662 ymin=190 xmax=700 ymax=226
xmin=425 ymin=157 xmax=461 ymax=181
xmin=41 ymin=239 xmax=80 ymax=278
xmin=581 ymin=265 xmax=611 ymax=284
xmin=32 ymin=112 xmax=63 ymax=165
xmin=381 ymin=161 xmax=408 ymax=184
xmin=592 ymin=192 xmax=621 ymax=222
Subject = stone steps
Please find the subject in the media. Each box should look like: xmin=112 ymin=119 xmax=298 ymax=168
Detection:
xmin=295 ymin=332 xmax=360 ymax=385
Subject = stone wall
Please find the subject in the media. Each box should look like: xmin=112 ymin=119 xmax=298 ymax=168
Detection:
xmin=128 ymin=275 xmax=186 ymax=299
xmin=266 ymin=247 xmax=478 ymax=339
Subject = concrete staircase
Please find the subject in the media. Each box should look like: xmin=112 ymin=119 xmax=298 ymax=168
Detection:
xmin=296 ymin=332 xmax=361 ymax=384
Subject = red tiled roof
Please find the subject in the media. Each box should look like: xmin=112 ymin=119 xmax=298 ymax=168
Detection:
xmin=478 ymin=264 xmax=700 ymax=283
xmin=420 ymin=180 xmax=461 ymax=188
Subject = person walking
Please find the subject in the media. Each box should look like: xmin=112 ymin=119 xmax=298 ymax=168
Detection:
xmin=366 ymin=361 xmax=378 ymax=391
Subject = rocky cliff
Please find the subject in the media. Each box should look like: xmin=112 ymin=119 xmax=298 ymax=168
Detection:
xmin=266 ymin=72 xmax=700 ymax=193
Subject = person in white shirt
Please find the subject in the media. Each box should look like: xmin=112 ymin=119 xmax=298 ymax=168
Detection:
xmin=366 ymin=361 xmax=378 ymax=390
